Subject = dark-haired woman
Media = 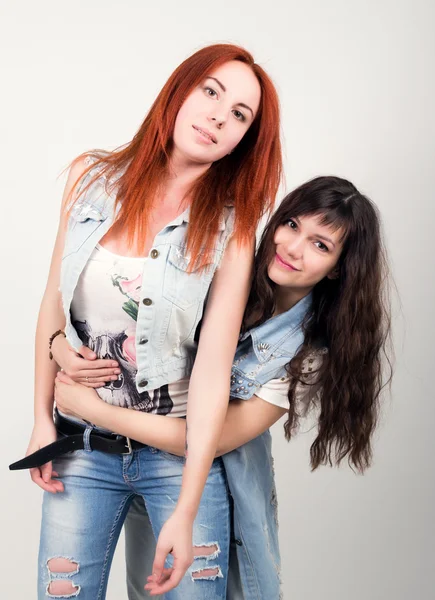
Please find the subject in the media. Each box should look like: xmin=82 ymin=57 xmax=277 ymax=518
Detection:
xmin=55 ymin=175 xmax=391 ymax=599
xmin=12 ymin=43 xmax=283 ymax=599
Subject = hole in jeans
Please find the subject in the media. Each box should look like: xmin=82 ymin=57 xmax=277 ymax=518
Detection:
xmin=47 ymin=580 xmax=80 ymax=597
xmin=193 ymin=543 xmax=219 ymax=560
xmin=192 ymin=566 xmax=222 ymax=581
xmin=47 ymin=558 xmax=79 ymax=574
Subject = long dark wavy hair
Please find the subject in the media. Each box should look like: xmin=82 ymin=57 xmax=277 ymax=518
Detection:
xmin=244 ymin=176 xmax=392 ymax=472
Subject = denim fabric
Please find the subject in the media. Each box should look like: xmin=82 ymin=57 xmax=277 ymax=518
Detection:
xmin=222 ymin=294 xmax=312 ymax=599
xmin=229 ymin=292 xmax=312 ymax=399
xmin=221 ymin=433 xmax=280 ymax=599
xmin=124 ymin=498 xmax=244 ymax=600
xmin=60 ymin=158 xmax=235 ymax=394
xmin=38 ymin=445 xmax=230 ymax=600
xmin=123 ymin=295 xmax=313 ymax=600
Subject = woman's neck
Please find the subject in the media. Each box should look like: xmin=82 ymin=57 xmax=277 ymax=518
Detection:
xmin=163 ymin=150 xmax=212 ymax=208
xmin=273 ymin=286 xmax=312 ymax=316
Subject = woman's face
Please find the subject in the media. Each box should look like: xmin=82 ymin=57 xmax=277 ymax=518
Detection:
xmin=268 ymin=214 xmax=345 ymax=296
xmin=172 ymin=60 xmax=261 ymax=165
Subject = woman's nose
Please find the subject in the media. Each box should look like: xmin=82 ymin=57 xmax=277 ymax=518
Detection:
xmin=285 ymin=238 xmax=303 ymax=260
xmin=208 ymin=114 xmax=226 ymax=129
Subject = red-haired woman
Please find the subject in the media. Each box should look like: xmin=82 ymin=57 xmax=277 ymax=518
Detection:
xmin=15 ymin=44 xmax=282 ymax=599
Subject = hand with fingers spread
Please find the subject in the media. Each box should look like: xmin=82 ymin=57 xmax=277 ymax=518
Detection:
xmin=50 ymin=334 xmax=120 ymax=388
xmin=54 ymin=371 xmax=104 ymax=422
xmin=26 ymin=419 xmax=64 ymax=494
xmin=144 ymin=511 xmax=194 ymax=596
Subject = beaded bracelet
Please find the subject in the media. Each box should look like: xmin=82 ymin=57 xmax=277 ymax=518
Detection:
xmin=49 ymin=329 xmax=66 ymax=360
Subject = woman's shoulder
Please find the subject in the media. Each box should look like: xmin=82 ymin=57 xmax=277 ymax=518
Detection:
xmin=61 ymin=156 xmax=92 ymax=213
xmin=66 ymin=151 xmax=116 ymax=217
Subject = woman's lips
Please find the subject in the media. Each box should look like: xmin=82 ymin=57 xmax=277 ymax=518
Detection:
xmin=192 ymin=125 xmax=217 ymax=144
xmin=275 ymin=253 xmax=300 ymax=271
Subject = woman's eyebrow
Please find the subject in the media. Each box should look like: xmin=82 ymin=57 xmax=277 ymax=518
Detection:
xmin=236 ymin=102 xmax=254 ymax=118
xmin=207 ymin=76 xmax=226 ymax=92
xmin=313 ymin=233 xmax=335 ymax=248
xmin=206 ymin=77 xmax=254 ymax=118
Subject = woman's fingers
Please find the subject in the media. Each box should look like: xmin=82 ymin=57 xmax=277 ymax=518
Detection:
xmin=81 ymin=375 xmax=119 ymax=383
xmin=78 ymin=374 xmax=120 ymax=388
xmin=78 ymin=368 xmax=121 ymax=379
xmin=146 ymin=561 xmax=187 ymax=595
xmin=63 ymin=357 xmax=119 ymax=379
xmin=77 ymin=344 xmax=97 ymax=360
xmin=82 ymin=381 xmax=107 ymax=389
xmin=75 ymin=358 xmax=119 ymax=371
xmin=144 ymin=568 xmax=172 ymax=591
xmin=68 ymin=359 xmax=121 ymax=385
xmin=61 ymin=361 xmax=120 ymax=384
xmin=56 ymin=371 xmax=75 ymax=385
xmin=56 ymin=372 xmax=106 ymax=390
xmin=30 ymin=465 xmax=64 ymax=493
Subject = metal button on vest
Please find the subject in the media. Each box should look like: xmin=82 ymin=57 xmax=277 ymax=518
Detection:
xmin=150 ymin=249 xmax=159 ymax=259
xmin=139 ymin=338 xmax=148 ymax=345
xmin=143 ymin=298 xmax=152 ymax=306
xmin=138 ymin=379 xmax=148 ymax=388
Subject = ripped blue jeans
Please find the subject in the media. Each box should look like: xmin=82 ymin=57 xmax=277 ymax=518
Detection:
xmin=124 ymin=496 xmax=244 ymax=600
xmin=38 ymin=441 xmax=230 ymax=599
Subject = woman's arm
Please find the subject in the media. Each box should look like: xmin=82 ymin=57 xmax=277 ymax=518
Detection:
xmin=55 ymin=373 xmax=286 ymax=456
xmin=149 ymin=236 xmax=255 ymax=594
xmin=178 ymin=236 xmax=255 ymax=497
xmin=27 ymin=159 xmax=87 ymax=493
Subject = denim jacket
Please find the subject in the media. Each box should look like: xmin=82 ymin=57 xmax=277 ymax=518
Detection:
xmin=222 ymin=293 xmax=312 ymax=600
xmin=60 ymin=158 xmax=235 ymax=394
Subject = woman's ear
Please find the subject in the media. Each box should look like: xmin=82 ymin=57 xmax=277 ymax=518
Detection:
xmin=327 ymin=266 xmax=340 ymax=280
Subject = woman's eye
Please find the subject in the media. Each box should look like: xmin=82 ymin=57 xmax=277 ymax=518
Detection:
xmin=204 ymin=86 xmax=217 ymax=98
xmin=314 ymin=241 xmax=328 ymax=252
xmin=287 ymin=219 xmax=297 ymax=230
xmin=232 ymin=109 xmax=246 ymax=122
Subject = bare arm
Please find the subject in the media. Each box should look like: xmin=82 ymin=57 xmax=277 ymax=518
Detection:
xmin=176 ymin=236 xmax=254 ymax=512
xmin=144 ymin=236 xmax=254 ymax=593
xmin=55 ymin=377 xmax=286 ymax=456
xmin=27 ymin=159 xmax=87 ymax=492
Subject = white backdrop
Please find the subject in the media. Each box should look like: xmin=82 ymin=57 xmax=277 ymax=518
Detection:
xmin=1 ymin=1 xmax=434 ymax=598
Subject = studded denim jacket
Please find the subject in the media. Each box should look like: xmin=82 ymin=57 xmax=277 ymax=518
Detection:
xmin=222 ymin=293 xmax=313 ymax=600
xmin=60 ymin=159 xmax=235 ymax=393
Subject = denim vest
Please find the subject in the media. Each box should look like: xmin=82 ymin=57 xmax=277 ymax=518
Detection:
xmin=223 ymin=293 xmax=312 ymax=600
xmin=60 ymin=159 xmax=235 ymax=393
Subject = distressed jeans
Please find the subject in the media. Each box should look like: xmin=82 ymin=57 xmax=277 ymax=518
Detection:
xmin=38 ymin=442 xmax=230 ymax=599
xmin=124 ymin=497 xmax=245 ymax=600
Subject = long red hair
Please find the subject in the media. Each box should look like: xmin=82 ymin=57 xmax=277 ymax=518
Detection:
xmin=72 ymin=44 xmax=282 ymax=267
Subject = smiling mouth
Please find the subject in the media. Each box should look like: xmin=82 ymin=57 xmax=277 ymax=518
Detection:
xmin=192 ymin=125 xmax=217 ymax=144
xmin=275 ymin=254 xmax=300 ymax=271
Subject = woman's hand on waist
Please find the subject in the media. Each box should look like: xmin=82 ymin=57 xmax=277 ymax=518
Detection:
xmin=54 ymin=371 xmax=105 ymax=422
xmin=51 ymin=334 xmax=120 ymax=388
xmin=26 ymin=419 xmax=64 ymax=494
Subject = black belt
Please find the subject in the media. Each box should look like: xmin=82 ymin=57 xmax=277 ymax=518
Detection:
xmin=9 ymin=412 xmax=146 ymax=471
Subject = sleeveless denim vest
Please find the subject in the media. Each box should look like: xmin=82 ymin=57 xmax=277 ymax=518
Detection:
xmin=222 ymin=293 xmax=313 ymax=600
xmin=60 ymin=159 xmax=235 ymax=393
